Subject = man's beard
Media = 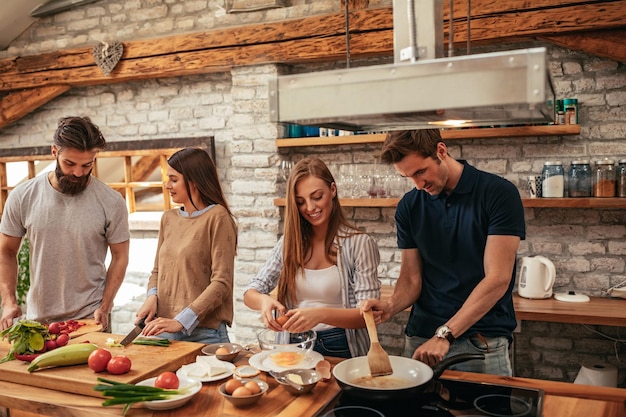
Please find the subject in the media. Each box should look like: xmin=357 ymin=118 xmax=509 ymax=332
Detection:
xmin=55 ymin=163 xmax=92 ymax=195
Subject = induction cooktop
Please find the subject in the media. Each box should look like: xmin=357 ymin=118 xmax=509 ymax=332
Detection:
xmin=317 ymin=378 xmax=543 ymax=417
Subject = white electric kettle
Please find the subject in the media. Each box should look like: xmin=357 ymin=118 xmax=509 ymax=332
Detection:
xmin=518 ymin=256 xmax=556 ymax=299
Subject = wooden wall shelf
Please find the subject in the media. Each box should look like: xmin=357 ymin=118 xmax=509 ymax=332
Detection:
xmin=273 ymin=197 xmax=626 ymax=209
xmin=276 ymin=124 xmax=581 ymax=148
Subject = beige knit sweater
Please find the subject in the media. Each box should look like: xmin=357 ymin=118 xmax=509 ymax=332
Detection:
xmin=148 ymin=204 xmax=237 ymax=330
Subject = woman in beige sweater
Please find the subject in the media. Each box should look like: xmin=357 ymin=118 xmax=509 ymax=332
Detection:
xmin=135 ymin=148 xmax=237 ymax=343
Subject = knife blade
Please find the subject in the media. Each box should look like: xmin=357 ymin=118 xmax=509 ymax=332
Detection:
xmin=120 ymin=317 xmax=146 ymax=346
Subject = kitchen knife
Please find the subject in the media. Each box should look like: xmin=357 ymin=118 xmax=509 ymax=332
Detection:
xmin=120 ymin=317 xmax=146 ymax=346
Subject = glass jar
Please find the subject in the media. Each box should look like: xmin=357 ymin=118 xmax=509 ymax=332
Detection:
xmin=618 ymin=159 xmax=626 ymax=198
xmin=568 ymin=160 xmax=591 ymax=197
xmin=593 ymin=159 xmax=616 ymax=197
xmin=542 ymin=161 xmax=564 ymax=197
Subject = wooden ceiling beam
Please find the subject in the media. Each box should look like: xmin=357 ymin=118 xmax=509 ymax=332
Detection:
xmin=1 ymin=1 xmax=626 ymax=128
xmin=0 ymin=85 xmax=70 ymax=128
xmin=538 ymin=29 xmax=626 ymax=64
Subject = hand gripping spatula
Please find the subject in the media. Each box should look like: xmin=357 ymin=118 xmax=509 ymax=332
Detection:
xmin=363 ymin=310 xmax=393 ymax=377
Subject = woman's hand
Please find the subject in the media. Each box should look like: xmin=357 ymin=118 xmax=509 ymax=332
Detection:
xmin=260 ymin=295 xmax=286 ymax=331
xmin=141 ymin=317 xmax=183 ymax=336
xmin=279 ymin=308 xmax=321 ymax=333
xmin=135 ymin=294 xmax=157 ymax=325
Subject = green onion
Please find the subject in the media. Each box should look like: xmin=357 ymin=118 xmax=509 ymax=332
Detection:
xmin=94 ymin=377 xmax=190 ymax=416
xmin=132 ymin=338 xmax=170 ymax=346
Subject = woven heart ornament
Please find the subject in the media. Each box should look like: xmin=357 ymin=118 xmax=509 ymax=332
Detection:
xmin=93 ymin=41 xmax=123 ymax=76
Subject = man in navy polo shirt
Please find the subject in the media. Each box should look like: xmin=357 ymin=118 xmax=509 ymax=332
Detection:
xmin=363 ymin=129 xmax=525 ymax=376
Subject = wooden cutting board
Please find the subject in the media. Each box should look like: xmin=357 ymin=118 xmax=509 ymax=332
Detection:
xmin=0 ymin=332 xmax=204 ymax=398
xmin=69 ymin=318 xmax=104 ymax=338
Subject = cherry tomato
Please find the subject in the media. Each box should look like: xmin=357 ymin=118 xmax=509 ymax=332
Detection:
xmin=107 ymin=355 xmax=132 ymax=375
xmin=47 ymin=322 xmax=61 ymax=334
xmin=88 ymin=348 xmax=112 ymax=373
xmin=44 ymin=339 xmax=57 ymax=351
xmin=154 ymin=371 xmax=179 ymax=389
xmin=55 ymin=333 xmax=70 ymax=347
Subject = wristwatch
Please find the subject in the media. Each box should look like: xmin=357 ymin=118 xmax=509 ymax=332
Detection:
xmin=435 ymin=325 xmax=455 ymax=344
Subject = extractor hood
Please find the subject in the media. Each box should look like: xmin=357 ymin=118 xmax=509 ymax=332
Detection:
xmin=268 ymin=0 xmax=555 ymax=131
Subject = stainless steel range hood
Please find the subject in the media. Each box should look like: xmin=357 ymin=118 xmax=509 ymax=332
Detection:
xmin=268 ymin=0 xmax=555 ymax=131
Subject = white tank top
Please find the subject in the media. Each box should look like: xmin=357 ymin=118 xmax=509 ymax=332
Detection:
xmin=296 ymin=265 xmax=342 ymax=331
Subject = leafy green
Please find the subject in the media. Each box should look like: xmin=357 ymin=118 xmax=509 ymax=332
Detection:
xmin=0 ymin=319 xmax=49 ymax=363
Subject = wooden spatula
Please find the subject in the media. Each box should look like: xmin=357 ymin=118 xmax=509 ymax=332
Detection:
xmin=363 ymin=310 xmax=393 ymax=377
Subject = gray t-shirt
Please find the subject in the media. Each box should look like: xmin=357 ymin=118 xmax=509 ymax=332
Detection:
xmin=0 ymin=174 xmax=130 ymax=323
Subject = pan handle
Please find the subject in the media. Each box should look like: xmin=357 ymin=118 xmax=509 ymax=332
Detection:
xmin=432 ymin=353 xmax=485 ymax=379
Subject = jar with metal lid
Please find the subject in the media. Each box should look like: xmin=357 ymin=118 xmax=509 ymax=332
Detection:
xmin=568 ymin=160 xmax=591 ymax=197
xmin=593 ymin=158 xmax=616 ymax=197
xmin=618 ymin=159 xmax=626 ymax=197
xmin=542 ymin=161 xmax=564 ymax=197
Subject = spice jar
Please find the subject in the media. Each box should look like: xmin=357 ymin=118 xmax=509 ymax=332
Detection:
xmin=593 ymin=159 xmax=616 ymax=197
xmin=563 ymin=98 xmax=578 ymax=124
xmin=618 ymin=159 xmax=626 ymax=198
xmin=568 ymin=160 xmax=591 ymax=197
xmin=542 ymin=161 xmax=564 ymax=198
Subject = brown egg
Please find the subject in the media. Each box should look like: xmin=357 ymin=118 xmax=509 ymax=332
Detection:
xmin=224 ymin=379 xmax=243 ymax=395
xmin=276 ymin=315 xmax=289 ymax=326
xmin=232 ymin=386 xmax=253 ymax=397
xmin=215 ymin=347 xmax=230 ymax=355
xmin=244 ymin=380 xmax=261 ymax=394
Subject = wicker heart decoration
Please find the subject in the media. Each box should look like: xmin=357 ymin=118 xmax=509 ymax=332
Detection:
xmin=93 ymin=41 xmax=123 ymax=76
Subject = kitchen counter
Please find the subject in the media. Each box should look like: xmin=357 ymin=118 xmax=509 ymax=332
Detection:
xmin=0 ymin=349 xmax=624 ymax=417
xmin=381 ymin=285 xmax=626 ymax=327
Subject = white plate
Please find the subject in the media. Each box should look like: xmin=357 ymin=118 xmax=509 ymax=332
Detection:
xmin=248 ymin=350 xmax=323 ymax=373
xmin=176 ymin=361 xmax=235 ymax=382
xmin=135 ymin=376 xmax=202 ymax=411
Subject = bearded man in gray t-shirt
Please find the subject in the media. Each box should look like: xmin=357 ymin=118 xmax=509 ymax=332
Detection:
xmin=0 ymin=116 xmax=130 ymax=332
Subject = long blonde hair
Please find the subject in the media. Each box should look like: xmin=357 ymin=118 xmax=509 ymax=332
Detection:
xmin=277 ymin=157 xmax=360 ymax=306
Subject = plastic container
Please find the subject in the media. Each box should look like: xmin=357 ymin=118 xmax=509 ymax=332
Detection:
xmin=593 ymin=159 xmax=616 ymax=197
xmin=568 ymin=160 xmax=591 ymax=197
xmin=542 ymin=161 xmax=564 ymax=197
xmin=618 ymin=159 xmax=626 ymax=198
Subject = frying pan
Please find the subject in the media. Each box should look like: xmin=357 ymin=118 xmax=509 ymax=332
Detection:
xmin=332 ymin=353 xmax=485 ymax=401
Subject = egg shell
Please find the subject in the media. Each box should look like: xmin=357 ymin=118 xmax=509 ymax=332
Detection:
xmin=232 ymin=386 xmax=253 ymax=397
xmin=224 ymin=378 xmax=243 ymax=395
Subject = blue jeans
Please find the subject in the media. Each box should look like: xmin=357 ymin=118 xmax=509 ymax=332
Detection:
xmin=314 ymin=328 xmax=351 ymax=359
xmin=404 ymin=334 xmax=512 ymax=376
xmin=159 ymin=322 xmax=230 ymax=344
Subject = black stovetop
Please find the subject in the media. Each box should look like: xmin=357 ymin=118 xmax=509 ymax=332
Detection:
xmin=317 ymin=378 xmax=544 ymax=417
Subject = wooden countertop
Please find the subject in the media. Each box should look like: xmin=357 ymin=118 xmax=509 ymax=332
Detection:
xmin=381 ymin=285 xmax=626 ymax=327
xmin=512 ymin=293 xmax=626 ymax=326
xmin=1 ymin=351 xmax=625 ymax=417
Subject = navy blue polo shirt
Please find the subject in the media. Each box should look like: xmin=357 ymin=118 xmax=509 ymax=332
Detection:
xmin=396 ymin=161 xmax=526 ymax=339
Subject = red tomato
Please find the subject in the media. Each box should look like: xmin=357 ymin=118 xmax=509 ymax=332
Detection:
xmin=44 ymin=339 xmax=57 ymax=351
xmin=47 ymin=322 xmax=61 ymax=335
xmin=154 ymin=371 xmax=179 ymax=389
xmin=55 ymin=333 xmax=70 ymax=347
xmin=107 ymin=355 xmax=132 ymax=375
xmin=88 ymin=348 xmax=112 ymax=373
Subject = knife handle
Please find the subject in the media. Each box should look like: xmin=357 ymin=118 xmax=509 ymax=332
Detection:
xmin=137 ymin=317 xmax=146 ymax=329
